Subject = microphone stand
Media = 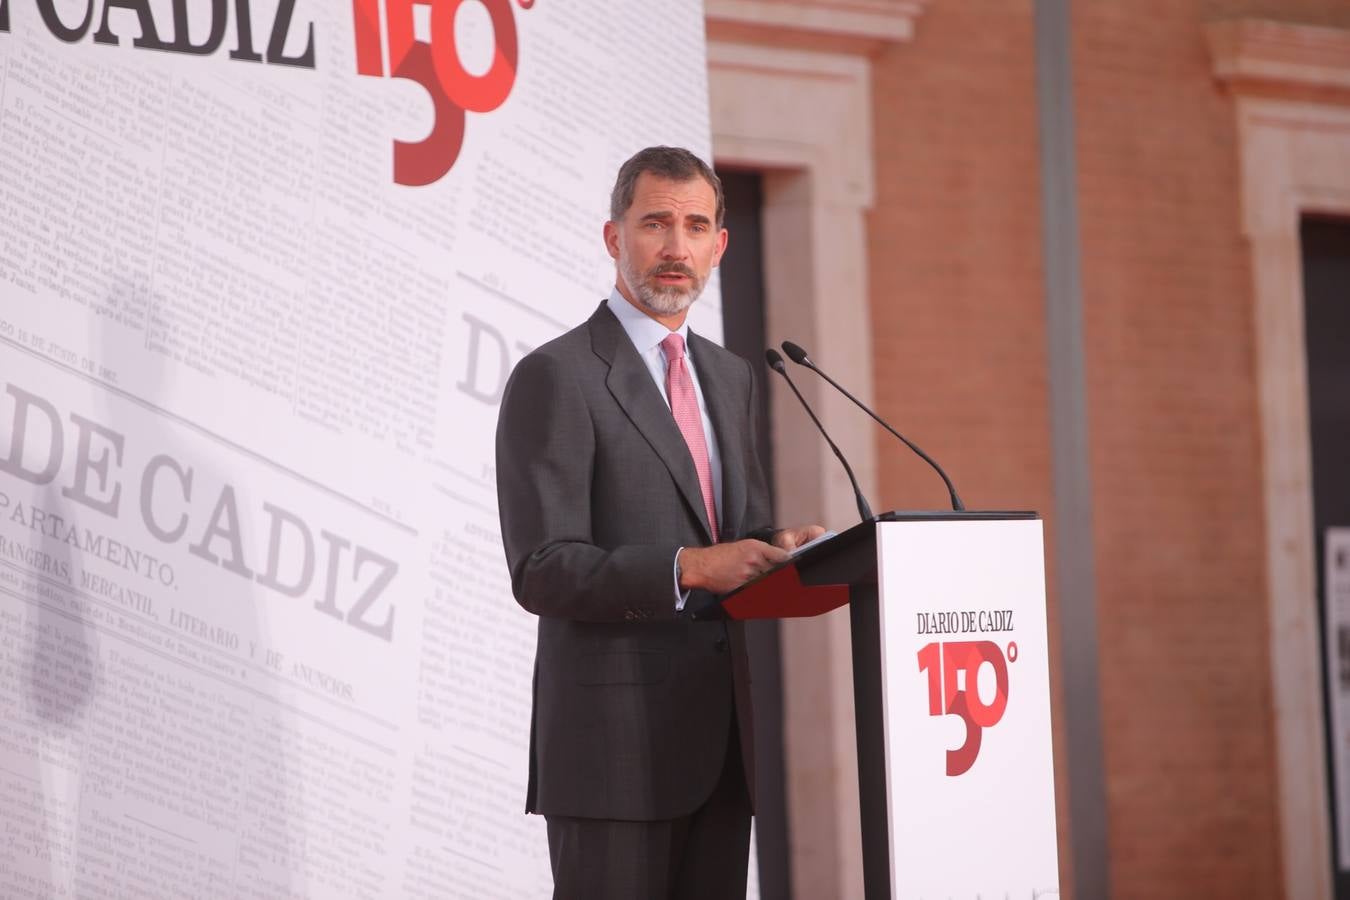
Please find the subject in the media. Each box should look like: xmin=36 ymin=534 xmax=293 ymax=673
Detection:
xmin=781 ymin=341 xmax=965 ymax=512
xmin=765 ymin=349 xmax=874 ymax=523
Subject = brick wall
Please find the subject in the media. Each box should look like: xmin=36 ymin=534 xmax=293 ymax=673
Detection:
xmin=868 ymin=0 xmax=1350 ymax=896
xmin=867 ymin=2 xmax=1051 ymax=534
xmin=1070 ymin=1 xmax=1280 ymax=896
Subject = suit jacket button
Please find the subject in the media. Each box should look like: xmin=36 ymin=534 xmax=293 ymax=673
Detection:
xmin=714 ymin=637 xmax=728 ymax=652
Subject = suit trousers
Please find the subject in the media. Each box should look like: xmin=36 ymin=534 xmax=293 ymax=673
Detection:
xmin=544 ymin=720 xmax=752 ymax=900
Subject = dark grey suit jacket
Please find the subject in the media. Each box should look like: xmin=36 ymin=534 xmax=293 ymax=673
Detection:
xmin=495 ymin=301 xmax=774 ymax=822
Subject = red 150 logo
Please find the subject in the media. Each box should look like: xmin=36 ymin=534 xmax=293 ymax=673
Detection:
xmin=351 ymin=0 xmax=530 ymax=186
xmin=918 ymin=640 xmax=1016 ymax=776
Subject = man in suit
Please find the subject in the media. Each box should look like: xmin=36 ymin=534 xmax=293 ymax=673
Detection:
xmin=495 ymin=146 xmax=824 ymax=899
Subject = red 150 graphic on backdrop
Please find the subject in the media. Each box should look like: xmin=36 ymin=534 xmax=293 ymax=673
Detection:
xmin=918 ymin=640 xmax=1017 ymax=776
xmin=0 ymin=0 xmax=529 ymax=186
xmin=352 ymin=0 xmax=532 ymax=186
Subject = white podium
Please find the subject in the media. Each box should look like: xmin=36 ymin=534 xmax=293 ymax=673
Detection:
xmin=722 ymin=512 xmax=1060 ymax=899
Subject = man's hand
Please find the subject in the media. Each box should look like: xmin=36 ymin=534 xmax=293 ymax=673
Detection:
xmin=679 ymin=540 xmax=790 ymax=594
xmin=770 ymin=524 xmax=827 ymax=552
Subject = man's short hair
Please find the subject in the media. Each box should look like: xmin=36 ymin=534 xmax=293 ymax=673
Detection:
xmin=609 ymin=146 xmax=725 ymax=228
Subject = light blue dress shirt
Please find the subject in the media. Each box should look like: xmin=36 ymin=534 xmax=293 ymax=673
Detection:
xmin=606 ymin=289 xmax=723 ymax=609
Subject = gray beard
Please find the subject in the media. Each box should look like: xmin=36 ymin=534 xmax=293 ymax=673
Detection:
xmin=619 ymin=256 xmax=703 ymax=317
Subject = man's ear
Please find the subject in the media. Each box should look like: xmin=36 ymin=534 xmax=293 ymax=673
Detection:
xmin=712 ymin=227 xmax=729 ymax=267
xmin=603 ymin=220 xmax=621 ymax=261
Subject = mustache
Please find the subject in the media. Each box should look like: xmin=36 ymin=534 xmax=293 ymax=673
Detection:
xmin=647 ymin=262 xmax=697 ymax=279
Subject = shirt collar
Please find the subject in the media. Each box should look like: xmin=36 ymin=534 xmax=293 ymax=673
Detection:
xmin=607 ymin=288 xmax=689 ymax=356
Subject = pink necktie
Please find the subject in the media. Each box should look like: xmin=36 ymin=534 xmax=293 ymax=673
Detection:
xmin=661 ymin=333 xmax=719 ymax=543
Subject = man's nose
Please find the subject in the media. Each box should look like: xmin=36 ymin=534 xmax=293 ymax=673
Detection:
xmin=661 ymin=229 xmax=689 ymax=259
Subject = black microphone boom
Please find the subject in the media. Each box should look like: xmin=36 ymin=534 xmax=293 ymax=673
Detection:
xmin=765 ymin=348 xmax=874 ymax=523
xmin=780 ymin=341 xmax=966 ymax=512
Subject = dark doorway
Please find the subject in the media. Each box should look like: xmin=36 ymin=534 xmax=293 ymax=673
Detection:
xmin=719 ymin=168 xmax=793 ymax=899
xmin=1304 ymin=215 xmax=1350 ymax=899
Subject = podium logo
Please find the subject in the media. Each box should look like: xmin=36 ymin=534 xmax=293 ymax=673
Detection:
xmin=352 ymin=0 xmax=530 ymax=186
xmin=918 ymin=640 xmax=1017 ymax=776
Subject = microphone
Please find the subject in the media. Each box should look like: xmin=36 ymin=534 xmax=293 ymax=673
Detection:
xmin=781 ymin=341 xmax=966 ymax=511
xmin=765 ymin=348 xmax=874 ymax=523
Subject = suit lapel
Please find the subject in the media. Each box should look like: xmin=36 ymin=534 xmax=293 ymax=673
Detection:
xmin=689 ymin=331 xmax=747 ymax=540
xmin=589 ymin=303 xmax=716 ymax=544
